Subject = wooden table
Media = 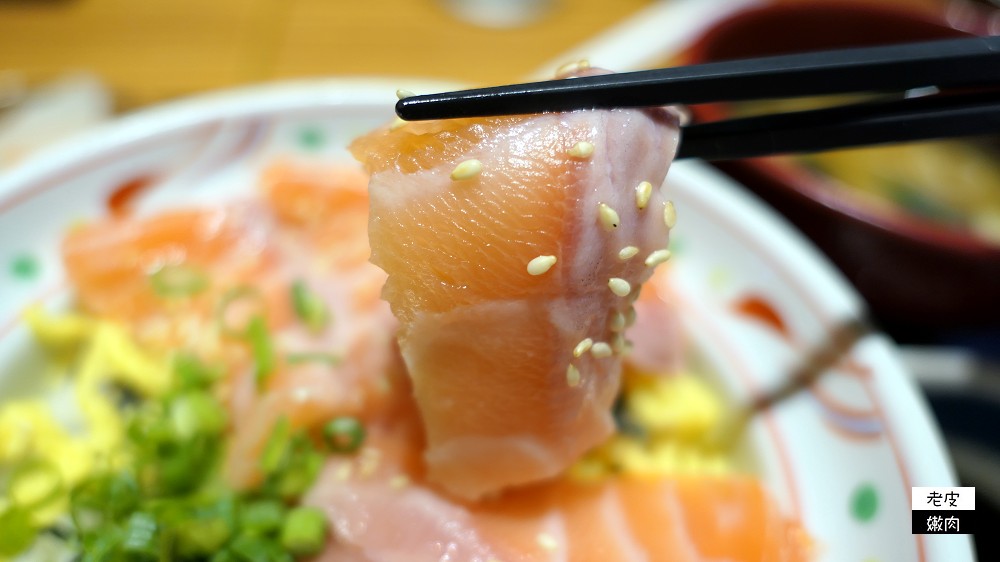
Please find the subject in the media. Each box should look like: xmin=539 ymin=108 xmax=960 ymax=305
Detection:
xmin=0 ymin=0 xmax=652 ymax=109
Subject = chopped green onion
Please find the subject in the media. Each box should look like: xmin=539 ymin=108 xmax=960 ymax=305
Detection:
xmin=210 ymin=549 xmax=240 ymax=562
xmin=279 ymin=506 xmax=327 ymax=556
xmin=285 ymin=352 xmax=341 ymax=366
xmin=81 ymin=526 xmax=125 ymax=562
xmin=216 ymin=286 xmax=265 ymax=337
xmin=175 ymin=516 xmax=233 ymax=557
xmin=9 ymin=459 xmax=63 ymax=510
xmin=169 ymin=390 xmax=227 ymax=440
xmin=290 ymin=280 xmax=329 ymax=333
xmin=229 ymin=533 xmax=292 ymax=562
xmin=247 ymin=315 xmax=276 ymax=390
xmin=322 ymin=416 xmax=365 ymax=454
xmin=150 ymin=264 xmax=208 ymax=298
xmin=70 ymin=473 xmax=140 ymax=535
xmin=0 ymin=507 xmax=34 ymax=557
xmin=239 ymin=499 xmax=286 ymax=534
xmin=121 ymin=512 xmax=160 ymax=558
xmin=273 ymin=448 xmax=324 ymax=500
xmin=173 ymin=353 xmax=223 ymax=389
xmin=260 ymin=417 xmax=292 ymax=476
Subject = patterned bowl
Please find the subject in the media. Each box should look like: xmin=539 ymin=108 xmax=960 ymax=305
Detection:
xmin=0 ymin=79 xmax=974 ymax=561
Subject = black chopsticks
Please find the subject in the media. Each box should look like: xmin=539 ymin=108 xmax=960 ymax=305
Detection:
xmin=395 ymin=37 xmax=1000 ymax=160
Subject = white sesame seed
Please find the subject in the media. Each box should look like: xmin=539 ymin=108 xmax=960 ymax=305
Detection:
xmin=555 ymin=59 xmax=591 ymax=78
xmin=625 ymin=306 xmax=636 ymax=327
xmin=566 ymin=364 xmax=581 ymax=387
xmin=635 ymin=181 xmax=653 ymax=210
xmin=608 ymin=277 xmax=631 ymax=297
xmin=573 ymin=338 xmax=594 ymax=357
xmin=568 ymin=141 xmax=595 ymax=159
xmin=611 ymin=333 xmax=626 ymax=354
xmin=618 ymin=245 xmax=639 ymax=260
xmin=334 ymin=463 xmax=353 ymax=481
xmin=451 ymin=159 xmax=483 ymax=181
xmin=537 ymin=533 xmax=559 ymax=551
xmin=389 ymin=475 xmax=410 ymax=489
xmin=591 ymin=342 xmax=613 ymax=358
xmin=644 ymin=249 xmax=672 ymax=267
xmin=608 ymin=311 xmax=626 ymax=332
xmin=396 ymin=88 xmax=415 ymax=100
xmin=663 ymin=200 xmax=677 ymax=228
xmin=598 ymin=203 xmax=620 ymax=232
xmin=390 ymin=117 xmax=407 ymax=131
xmin=527 ymin=255 xmax=557 ymax=276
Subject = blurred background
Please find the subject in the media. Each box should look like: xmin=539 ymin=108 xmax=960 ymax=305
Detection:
xmin=1 ymin=0 xmax=999 ymax=549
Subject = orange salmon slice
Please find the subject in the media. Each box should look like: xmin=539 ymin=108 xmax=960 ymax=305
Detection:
xmin=352 ymin=106 xmax=681 ymax=499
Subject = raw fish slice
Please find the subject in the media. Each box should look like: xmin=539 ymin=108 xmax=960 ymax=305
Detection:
xmin=305 ymin=433 xmax=811 ymax=562
xmin=353 ymin=104 xmax=680 ymax=499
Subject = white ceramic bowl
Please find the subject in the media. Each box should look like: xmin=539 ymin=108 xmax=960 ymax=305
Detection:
xmin=0 ymin=79 xmax=974 ymax=562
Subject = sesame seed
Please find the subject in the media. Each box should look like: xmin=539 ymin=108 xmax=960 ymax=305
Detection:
xmin=608 ymin=311 xmax=626 ymax=332
xmin=635 ymin=181 xmax=653 ymax=210
xmin=568 ymin=141 xmax=595 ymax=159
xmin=396 ymin=88 xmax=415 ymax=100
xmin=390 ymin=117 xmax=407 ymax=131
xmin=334 ymin=463 xmax=353 ymax=482
xmin=573 ymin=338 xmax=593 ymax=357
xmin=608 ymin=277 xmax=631 ymax=297
xmin=611 ymin=333 xmax=626 ymax=354
xmin=555 ymin=59 xmax=591 ymax=78
xmin=389 ymin=475 xmax=410 ymax=489
xmin=537 ymin=533 xmax=559 ymax=551
xmin=625 ymin=307 xmax=636 ymax=327
xmin=618 ymin=245 xmax=639 ymax=260
xmin=663 ymin=200 xmax=677 ymax=228
xmin=591 ymin=342 xmax=613 ymax=358
xmin=644 ymin=249 xmax=672 ymax=267
xmin=451 ymin=159 xmax=482 ymax=181
xmin=527 ymin=255 xmax=558 ymax=276
xmin=598 ymin=203 xmax=620 ymax=232
xmin=566 ymin=364 xmax=581 ymax=387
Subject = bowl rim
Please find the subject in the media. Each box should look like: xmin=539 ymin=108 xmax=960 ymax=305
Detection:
xmin=0 ymin=76 xmax=972 ymax=560
xmin=682 ymin=0 xmax=1000 ymax=259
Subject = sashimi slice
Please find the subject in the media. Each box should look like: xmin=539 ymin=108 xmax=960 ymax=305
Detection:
xmin=352 ymin=103 xmax=681 ymax=498
xmin=305 ymin=436 xmax=811 ymax=562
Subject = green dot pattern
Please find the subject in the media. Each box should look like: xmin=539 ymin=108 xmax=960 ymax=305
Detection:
xmin=298 ymin=127 xmax=325 ymax=150
xmin=10 ymin=254 xmax=39 ymax=280
xmin=851 ymin=482 xmax=878 ymax=522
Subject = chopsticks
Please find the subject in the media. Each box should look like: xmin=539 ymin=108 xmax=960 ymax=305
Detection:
xmin=395 ymin=37 xmax=1000 ymax=160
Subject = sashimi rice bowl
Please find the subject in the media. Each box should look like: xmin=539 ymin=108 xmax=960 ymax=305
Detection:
xmin=0 ymin=78 xmax=969 ymax=561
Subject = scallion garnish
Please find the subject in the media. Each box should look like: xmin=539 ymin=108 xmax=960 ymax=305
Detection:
xmin=322 ymin=416 xmax=365 ymax=454
xmin=150 ymin=264 xmax=208 ymax=298
xmin=169 ymin=391 xmax=228 ymax=440
xmin=279 ymin=507 xmax=327 ymax=556
xmin=246 ymin=315 xmax=276 ymax=390
xmin=173 ymin=353 xmax=223 ymax=390
xmin=239 ymin=499 xmax=286 ymax=534
xmin=121 ymin=511 xmax=161 ymax=557
xmin=0 ymin=507 xmax=34 ymax=557
xmin=260 ymin=417 xmax=292 ymax=477
xmin=290 ymin=281 xmax=329 ymax=333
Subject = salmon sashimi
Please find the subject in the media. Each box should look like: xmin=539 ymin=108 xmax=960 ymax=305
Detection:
xmin=352 ymin=98 xmax=681 ymax=499
xmin=625 ymin=265 xmax=684 ymax=375
xmin=63 ymin=163 xmax=407 ymax=489
xmin=304 ymin=432 xmax=811 ymax=562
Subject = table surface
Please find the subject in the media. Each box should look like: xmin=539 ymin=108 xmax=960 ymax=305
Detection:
xmin=0 ymin=0 xmax=654 ymax=109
